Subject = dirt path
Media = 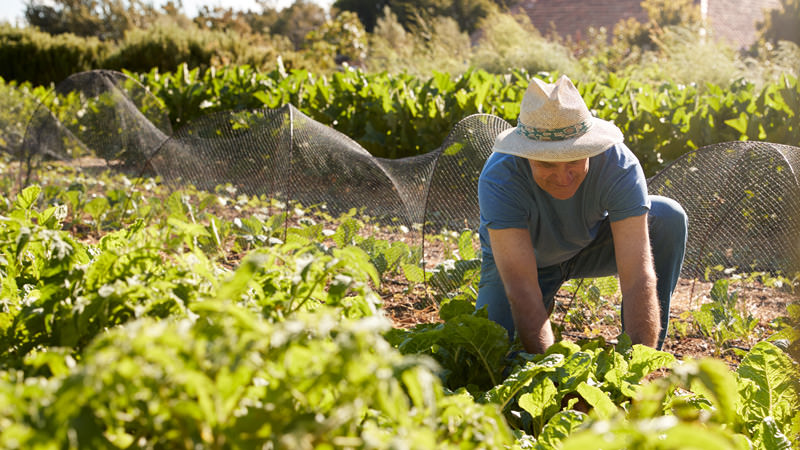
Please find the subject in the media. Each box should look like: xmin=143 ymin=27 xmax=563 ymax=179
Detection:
xmin=378 ymin=275 xmax=799 ymax=365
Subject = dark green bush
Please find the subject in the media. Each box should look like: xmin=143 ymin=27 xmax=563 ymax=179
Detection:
xmin=0 ymin=23 xmax=294 ymax=86
xmin=103 ymin=22 xmax=219 ymax=74
xmin=0 ymin=25 xmax=108 ymax=86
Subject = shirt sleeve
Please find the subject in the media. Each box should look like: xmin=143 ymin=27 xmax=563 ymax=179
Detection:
xmin=604 ymin=146 xmax=651 ymax=222
xmin=478 ymin=156 xmax=531 ymax=230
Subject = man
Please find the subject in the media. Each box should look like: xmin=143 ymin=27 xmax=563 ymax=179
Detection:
xmin=477 ymin=75 xmax=687 ymax=353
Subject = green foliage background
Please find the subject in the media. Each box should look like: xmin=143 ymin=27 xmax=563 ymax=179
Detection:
xmin=0 ymin=167 xmax=797 ymax=448
xmin=3 ymin=65 xmax=796 ymax=176
xmin=1 ymin=1 xmax=799 ymax=446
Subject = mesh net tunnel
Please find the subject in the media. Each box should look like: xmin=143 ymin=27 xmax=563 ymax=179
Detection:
xmin=8 ymin=70 xmax=800 ymax=298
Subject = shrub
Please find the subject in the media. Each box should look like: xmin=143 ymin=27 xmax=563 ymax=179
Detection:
xmin=0 ymin=25 xmax=107 ymax=86
xmin=367 ymin=7 xmax=471 ymax=76
xmin=105 ymin=19 xmax=290 ymax=74
xmin=470 ymin=12 xmax=581 ymax=76
xmin=631 ymin=26 xmax=744 ymax=87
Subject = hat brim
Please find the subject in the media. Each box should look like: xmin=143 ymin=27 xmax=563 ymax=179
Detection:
xmin=492 ymin=117 xmax=624 ymax=162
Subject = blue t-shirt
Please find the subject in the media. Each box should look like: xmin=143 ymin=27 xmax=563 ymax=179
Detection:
xmin=478 ymin=143 xmax=650 ymax=267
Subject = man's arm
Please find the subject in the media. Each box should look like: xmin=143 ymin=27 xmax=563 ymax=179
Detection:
xmin=488 ymin=228 xmax=554 ymax=354
xmin=610 ymin=214 xmax=659 ymax=347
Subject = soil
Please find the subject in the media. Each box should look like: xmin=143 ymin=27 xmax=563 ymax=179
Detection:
xmin=191 ymin=186 xmax=800 ymax=366
xmin=376 ymin=264 xmax=799 ymax=367
xmin=10 ymin=160 xmax=799 ymax=367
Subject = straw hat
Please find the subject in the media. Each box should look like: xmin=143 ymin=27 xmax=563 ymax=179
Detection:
xmin=492 ymin=75 xmax=623 ymax=161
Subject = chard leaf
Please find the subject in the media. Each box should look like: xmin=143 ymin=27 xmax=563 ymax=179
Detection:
xmin=659 ymin=423 xmax=751 ymax=450
xmin=401 ymin=263 xmax=430 ymax=283
xmin=332 ymin=246 xmax=380 ymax=286
xmin=393 ymin=323 xmax=443 ymax=354
xmin=457 ymin=230 xmax=477 ymax=260
xmin=556 ymin=351 xmax=593 ymax=392
xmin=441 ymin=314 xmax=510 ymax=386
xmin=439 ymin=299 xmax=476 ymax=322
xmin=597 ymin=349 xmax=628 ymax=389
xmin=545 ymin=340 xmax=581 ymax=358
xmin=627 ymin=344 xmax=675 ymax=382
xmin=575 ymin=382 xmax=617 ymax=419
xmin=688 ymin=359 xmax=740 ymax=427
xmin=536 ymin=410 xmax=587 ymax=449
xmin=615 ymin=332 xmax=633 ymax=357
xmin=737 ymin=341 xmax=799 ymax=433
xmin=384 ymin=241 xmax=408 ymax=270
xmin=483 ymin=362 xmax=550 ymax=410
xmin=518 ymin=376 xmax=557 ymax=419
xmin=753 ymin=416 xmax=792 ymax=450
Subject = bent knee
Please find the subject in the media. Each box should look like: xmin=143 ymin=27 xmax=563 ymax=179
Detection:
xmin=649 ymin=196 xmax=688 ymax=240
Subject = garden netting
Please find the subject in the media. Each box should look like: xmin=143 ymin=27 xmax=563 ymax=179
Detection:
xmin=8 ymin=70 xmax=800 ymax=295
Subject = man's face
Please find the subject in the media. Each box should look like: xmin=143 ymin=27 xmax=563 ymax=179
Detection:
xmin=529 ymin=158 xmax=589 ymax=200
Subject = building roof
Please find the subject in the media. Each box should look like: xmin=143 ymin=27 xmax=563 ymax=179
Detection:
xmin=515 ymin=0 xmax=782 ymax=49
xmin=707 ymin=0 xmax=782 ymax=49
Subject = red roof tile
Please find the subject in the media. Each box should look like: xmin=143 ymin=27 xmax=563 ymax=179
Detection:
xmin=514 ymin=0 xmax=783 ymax=48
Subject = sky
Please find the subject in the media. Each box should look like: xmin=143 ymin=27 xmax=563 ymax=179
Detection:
xmin=0 ymin=0 xmax=334 ymax=25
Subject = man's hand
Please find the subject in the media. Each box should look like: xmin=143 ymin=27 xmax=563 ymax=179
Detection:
xmin=611 ymin=214 xmax=659 ymax=347
xmin=488 ymin=227 xmax=554 ymax=354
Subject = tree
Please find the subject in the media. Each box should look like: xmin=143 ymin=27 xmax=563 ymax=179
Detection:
xmin=331 ymin=0 xmax=389 ymax=32
xmin=448 ymin=0 xmax=497 ymax=34
xmin=333 ymin=0 xmax=516 ymax=33
xmin=270 ymin=0 xmax=327 ymax=49
xmin=194 ymin=5 xmax=254 ymax=35
xmin=304 ymin=10 xmax=367 ymax=65
xmin=757 ymin=0 xmax=800 ymax=46
xmin=24 ymin=0 xmax=160 ymax=41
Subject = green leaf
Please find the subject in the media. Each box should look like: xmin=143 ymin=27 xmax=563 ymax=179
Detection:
xmin=737 ymin=341 xmax=799 ymax=432
xmin=724 ymin=112 xmax=748 ymax=135
xmin=575 ymin=382 xmax=617 ymax=419
xmin=484 ymin=362 xmax=550 ymax=410
xmin=688 ymin=359 xmax=740 ymax=427
xmin=401 ymin=263 xmax=430 ymax=283
xmin=659 ymin=423 xmax=751 ymax=450
xmin=537 ymin=410 xmax=587 ymax=449
xmin=14 ymin=226 xmax=31 ymax=260
xmin=457 ymin=230 xmax=477 ymax=260
xmin=627 ymin=345 xmax=675 ymax=382
xmin=15 ymin=185 xmax=41 ymax=211
xmin=518 ymin=377 xmax=557 ymax=419
xmin=168 ymin=217 xmax=211 ymax=240
xmin=384 ymin=241 xmax=409 ymax=271
xmin=331 ymin=218 xmax=360 ymax=248
xmin=84 ymin=196 xmax=110 ymax=221
xmin=332 ymin=246 xmax=379 ymax=287
xmin=441 ymin=314 xmax=511 ymax=386
xmin=443 ymin=142 xmax=464 ymax=156
xmin=754 ymin=416 xmax=792 ymax=450
xmin=555 ymin=351 xmax=594 ymax=391
xmin=36 ymin=204 xmax=67 ymax=229
xmin=438 ymin=299 xmax=476 ymax=322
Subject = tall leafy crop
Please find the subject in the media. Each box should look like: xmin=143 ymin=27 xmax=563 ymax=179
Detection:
xmin=0 ymin=184 xmax=382 ymax=372
xmin=388 ymin=301 xmax=800 ymax=449
xmin=0 ymin=171 xmax=798 ymax=448
xmin=1 ymin=304 xmax=515 ymax=448
xmin=128 ymin=66 xmax=800 ymax=174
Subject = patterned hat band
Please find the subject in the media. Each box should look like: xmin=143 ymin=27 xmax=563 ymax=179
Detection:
xmin=515 ymin=118 xmax=592 ymax=141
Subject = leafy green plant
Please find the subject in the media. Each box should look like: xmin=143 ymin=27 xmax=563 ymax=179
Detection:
xmin=1 ymin=303 xmax=515 ymax=449
xmin=385 ymin=299 xmax=511 ymax=391
xmin=1 ymin=158 xmax=799 ymax=449
xmin=692 ymin=279 xmax=759 ymax=356
xmin=558 ymin=276 xmax=619 ymax=333
xmin=484 ymin=335 xmax=675 ymax=438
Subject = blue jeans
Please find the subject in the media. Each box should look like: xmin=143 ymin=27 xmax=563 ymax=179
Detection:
xmin=476 ymin=196 xmax=688 ymax=350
